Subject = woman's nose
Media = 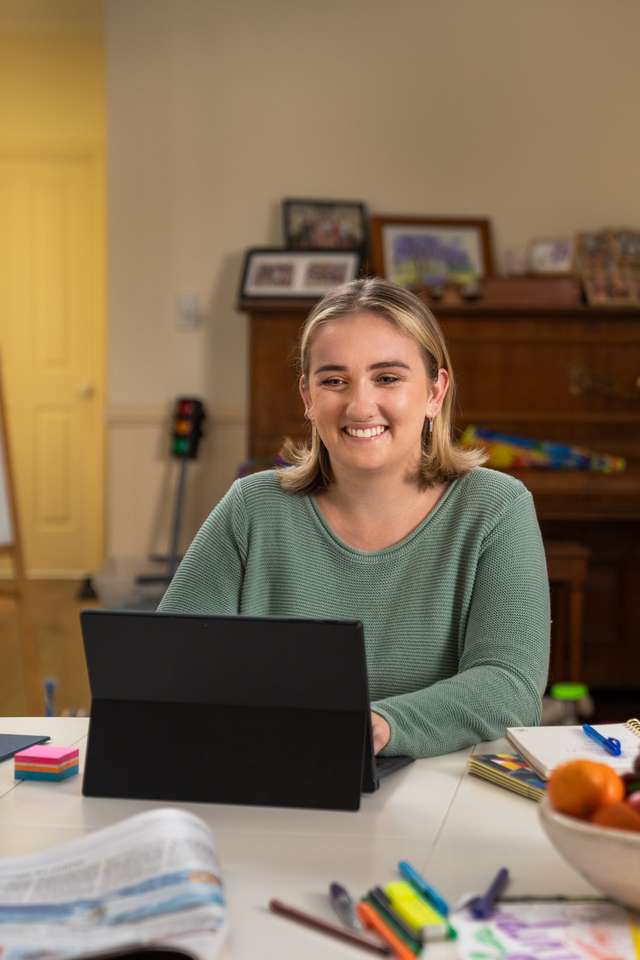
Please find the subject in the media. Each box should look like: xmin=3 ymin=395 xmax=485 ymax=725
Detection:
xmin=345 ymin=382 xmax=376 ymax=419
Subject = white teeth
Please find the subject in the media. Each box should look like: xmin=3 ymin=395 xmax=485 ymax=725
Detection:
xmin=345 ymin=425 xmax=386 ymax=438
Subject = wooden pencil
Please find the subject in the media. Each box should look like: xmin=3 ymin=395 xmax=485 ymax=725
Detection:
xmin=269 ymin=898 xmax=391 ymax=955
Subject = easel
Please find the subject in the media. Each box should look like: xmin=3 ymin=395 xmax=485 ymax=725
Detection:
xmin=0 ymin=358 xmax=42 ymax=714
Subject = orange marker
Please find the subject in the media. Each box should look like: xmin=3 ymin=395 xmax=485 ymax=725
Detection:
xmin=357 ymin=901 xmax=417 ymax=960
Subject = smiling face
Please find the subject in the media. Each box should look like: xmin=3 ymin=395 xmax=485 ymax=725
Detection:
xmin=300 ymin=311 xmax=448 ymax=484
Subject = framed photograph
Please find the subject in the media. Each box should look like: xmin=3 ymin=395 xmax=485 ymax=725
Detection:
xmin=282 ymin=198 xmax=369 ymax=256
xmin=370 ymin=215 xmax=494 ymax=287
xmin=239 ymin=248 xmax=362 ymax=300
xmin=576 ymin=228 xmax=640 ymax=306
xmin=528 ymin=237 xmax=575 ymax=275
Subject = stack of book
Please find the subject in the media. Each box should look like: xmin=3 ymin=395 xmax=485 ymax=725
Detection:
xmin=467 ymin=752 xmax=546 ymax=802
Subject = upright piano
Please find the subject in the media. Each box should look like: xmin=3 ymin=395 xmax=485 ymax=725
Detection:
xmin=241 ymin=297 xmax=640 ymax=690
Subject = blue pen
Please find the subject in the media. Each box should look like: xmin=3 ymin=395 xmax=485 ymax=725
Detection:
xmin=398 ymin=860 xmax=449 ymax=917
xmin=582 ymin=724 xmax=622 ymax=757
xmin=469 ymin=867 xmax=510 ymax=919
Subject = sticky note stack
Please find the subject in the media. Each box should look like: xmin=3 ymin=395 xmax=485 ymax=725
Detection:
xmin=14 ymin=745 xmax=79 ymax=781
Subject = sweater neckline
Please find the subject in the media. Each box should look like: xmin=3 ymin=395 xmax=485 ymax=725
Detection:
xmin=305 ymin=476 xmax=461 ymax=559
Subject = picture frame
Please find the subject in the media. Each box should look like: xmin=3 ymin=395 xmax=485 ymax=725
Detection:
xmin=282 ymin=198 xmax=369 ymax=257
xmin=239 ymin=248 xmax=362 ymax=301
xmin=576 ymin=228 xmax=640 ymax=307
xmin=370 ymin=215 xmax=495 ymax=287
xmin=528 ymin=237 xmax=575 ymax=275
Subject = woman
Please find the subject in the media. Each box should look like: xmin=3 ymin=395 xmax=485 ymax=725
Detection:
xmin=159 ymin=278 xmax=550 ymax=758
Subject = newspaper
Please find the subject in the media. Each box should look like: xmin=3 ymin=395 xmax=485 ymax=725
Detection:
xmin=0 ymin=808 xmax=226 ymax=960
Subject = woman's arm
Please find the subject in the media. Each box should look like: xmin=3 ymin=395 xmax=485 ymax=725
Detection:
xmin=372 ymin=491 xmax=551 ymax=758
xmin=157 ymin=480 xmax=247 ymax=614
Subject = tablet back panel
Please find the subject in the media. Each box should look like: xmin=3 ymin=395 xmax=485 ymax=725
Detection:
xmin=81 ymin=611 xmax=369 ymax=811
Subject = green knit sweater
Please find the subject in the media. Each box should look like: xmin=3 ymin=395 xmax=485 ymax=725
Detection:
xmin=158 ymin=467 xmax=550 ymax=758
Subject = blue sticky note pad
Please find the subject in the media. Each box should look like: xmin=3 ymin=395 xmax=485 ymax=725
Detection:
xmin=15 ymin=766 xmax=79 ymax=781
xmin=0 ymin=734 xmax=51 ymax=763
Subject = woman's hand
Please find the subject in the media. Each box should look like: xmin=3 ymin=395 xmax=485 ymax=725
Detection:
xmin=371 ymin=711 xmax=391 ymax=754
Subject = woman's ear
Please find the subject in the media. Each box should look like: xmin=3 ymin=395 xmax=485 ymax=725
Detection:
xmin=298 ymin=375 xmax=312 ymax=419
xmin=427 ymin=368 xmax=450 ymax=418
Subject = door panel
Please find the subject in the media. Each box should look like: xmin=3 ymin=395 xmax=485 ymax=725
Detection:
xmin=0 ymin=153 xmax=104 ymax=575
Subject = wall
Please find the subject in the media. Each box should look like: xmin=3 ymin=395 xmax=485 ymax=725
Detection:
xmin=0 ymin=10 xmax=103 ymax=146
xmin=106 ymin=0 xmax=640 ymax=556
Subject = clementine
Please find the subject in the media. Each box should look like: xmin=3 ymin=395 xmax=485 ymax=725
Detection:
xmin=547 ymin=759 xmax=624 ymax=819
xmin=592 ymin=802 xmax=640 ymax=832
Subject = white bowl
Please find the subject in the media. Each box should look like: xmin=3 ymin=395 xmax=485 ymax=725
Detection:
xmin=539 ymin=797 xmax=640 ymax=910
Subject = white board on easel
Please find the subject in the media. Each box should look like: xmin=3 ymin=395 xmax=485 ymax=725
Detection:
xmin=0 ymin=411 xmax=13 ymax=548
xmin=0 ymin=355 xmax=18 ymax=555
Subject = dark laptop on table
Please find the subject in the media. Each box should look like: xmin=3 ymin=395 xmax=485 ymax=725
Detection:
xmin=80 ymin=610 xmax=413 ymax=811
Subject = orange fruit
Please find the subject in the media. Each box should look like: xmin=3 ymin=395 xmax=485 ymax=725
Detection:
xmin=548 ymin=760 xmax=624 ymax=819
xmin=592 ymin=802 xmax=640 ymax=832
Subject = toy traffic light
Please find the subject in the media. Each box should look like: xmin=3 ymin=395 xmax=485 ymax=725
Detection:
xmin=172 ymin=397 xmax=205 ymax=459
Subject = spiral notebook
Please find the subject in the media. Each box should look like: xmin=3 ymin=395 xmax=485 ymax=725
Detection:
xmin=506 ymin=719 xmax=640 ymax=779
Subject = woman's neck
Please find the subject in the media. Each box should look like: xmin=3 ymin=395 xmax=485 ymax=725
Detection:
xmin=315 ymin=470 xmax=448 ymax=552
xmin=323 ymin=470 xmax=417 ymax=514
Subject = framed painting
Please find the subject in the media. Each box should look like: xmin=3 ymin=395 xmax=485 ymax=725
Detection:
xmin=370 ymin=215 xmax=494 ymax=287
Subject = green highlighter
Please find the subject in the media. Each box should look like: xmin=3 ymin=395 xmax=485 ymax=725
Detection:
xmin=362 ymin=894 xmax=422 ymax=956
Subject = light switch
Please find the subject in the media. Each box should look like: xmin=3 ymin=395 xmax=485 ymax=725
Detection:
xmin=176 ymin=293 xmax=202 ymax=330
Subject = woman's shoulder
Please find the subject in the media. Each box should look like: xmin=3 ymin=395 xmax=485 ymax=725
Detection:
xmin=461 ymin=465 xmax=530 ymax=496
xmin=454 ymin=466 xmax=533 ymax=516
xmin=232 ymin=469 xmax=304 ymax=510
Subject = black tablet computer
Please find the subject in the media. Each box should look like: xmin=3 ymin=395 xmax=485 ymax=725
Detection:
xmin=81 ymin=610 xmax=412 ymax=811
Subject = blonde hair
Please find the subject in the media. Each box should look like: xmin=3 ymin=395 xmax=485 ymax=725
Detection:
xmin=278 ymin=277 xmax=485 ymax=493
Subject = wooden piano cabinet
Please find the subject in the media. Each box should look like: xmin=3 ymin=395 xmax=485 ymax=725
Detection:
xmin=241 ymin=300 xmax=640 ymax=690
xmin=544 ymin=541 xmax=590 ymax=686
xmin=439 ymin=305 xmax=640 ymax=691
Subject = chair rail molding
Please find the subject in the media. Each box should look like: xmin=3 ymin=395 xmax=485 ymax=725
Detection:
xmin=107 ymin=406 xmax=245 ymax=428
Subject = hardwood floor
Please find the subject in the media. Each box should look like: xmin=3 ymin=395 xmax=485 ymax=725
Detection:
xmin=0 ymin=581 xmax=98 ymax=717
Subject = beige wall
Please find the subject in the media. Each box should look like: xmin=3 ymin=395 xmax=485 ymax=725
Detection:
xmin=106 ymin=0 xmax=640 ymax=556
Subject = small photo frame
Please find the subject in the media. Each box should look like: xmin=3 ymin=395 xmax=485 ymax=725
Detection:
xmin=370 ymin=215 xmax=494 ymax=288
xmin=282 ymin=198 xmax=369 ymax=256
xmin=239 ymin=248 xmax=362 ymax=300
xmin=528 ymin=237 xmax=575 ymax=275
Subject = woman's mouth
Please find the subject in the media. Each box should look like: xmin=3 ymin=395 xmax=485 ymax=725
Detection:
xmin=342 ymin=425 xmax=388 ymax=439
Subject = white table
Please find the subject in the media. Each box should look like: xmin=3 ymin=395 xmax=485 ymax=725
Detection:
xmin=0 ymin=718 xmax=595 ymax=958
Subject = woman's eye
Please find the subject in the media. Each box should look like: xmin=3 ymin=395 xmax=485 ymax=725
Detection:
xmin=377 ymin=374 xmax=400 ymax=384
xmin=321 ymin=377 xmax=345 ymax=387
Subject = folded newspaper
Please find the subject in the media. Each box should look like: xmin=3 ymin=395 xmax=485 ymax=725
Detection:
xmin=0 ymin=808 xmax=226 ymax=960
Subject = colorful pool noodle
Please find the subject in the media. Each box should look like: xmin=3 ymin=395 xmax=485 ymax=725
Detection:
xmin=460 ymin=426 xmax=626 ymax=473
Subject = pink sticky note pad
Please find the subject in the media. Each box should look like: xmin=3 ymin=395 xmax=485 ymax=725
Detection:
xmin=14 ymin=745 xmax=79 ymax=765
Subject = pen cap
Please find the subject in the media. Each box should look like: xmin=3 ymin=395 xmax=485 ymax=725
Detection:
xmin=384 ymin=881 xmax=447 ymax=932
xmin=329 ymin=883 xmax=364 ymax=932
